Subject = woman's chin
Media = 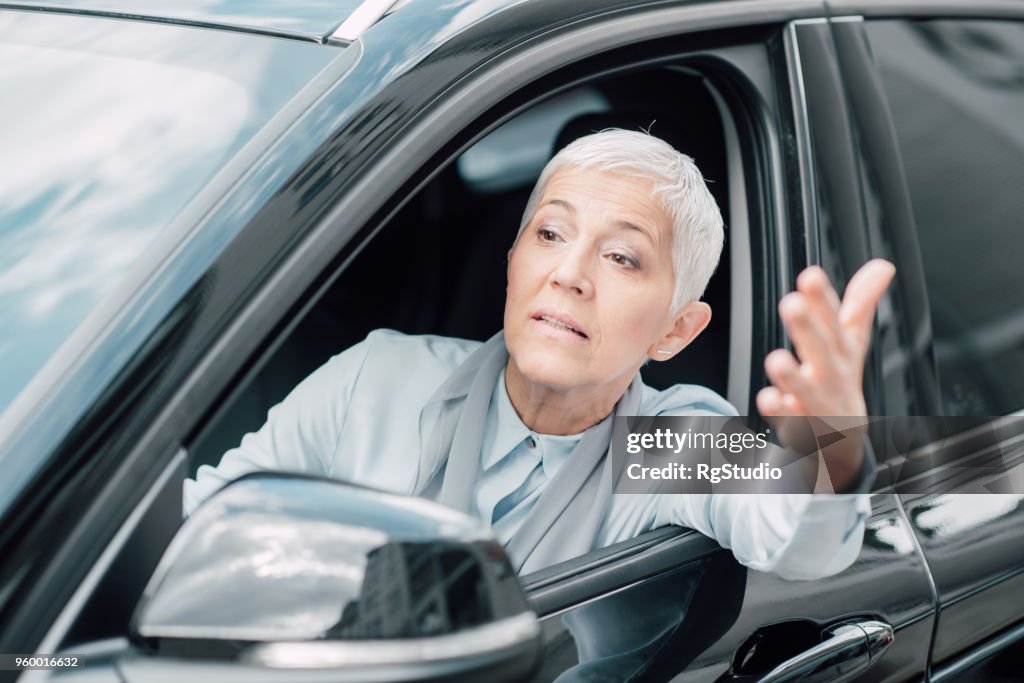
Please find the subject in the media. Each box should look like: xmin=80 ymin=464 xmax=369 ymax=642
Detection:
xmin=510 ymin=351 xmax=588 ymax=392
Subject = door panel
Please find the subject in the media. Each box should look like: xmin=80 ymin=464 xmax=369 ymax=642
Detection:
xmin=679 ymin=494 xmax=934 ymax=682
xmin=527 ymin=495 xmax=933 ymax=682
xmin=901 ymin=492 xmax=1024 ymax=663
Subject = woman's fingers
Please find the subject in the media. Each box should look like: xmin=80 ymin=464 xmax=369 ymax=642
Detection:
xmin=757 ymin=388 xmax=812 ymax=448
xmin=779 ymin=292 xmax=836 ymax=370
xmin=798 ymin=266 xmax=843 ymax=346
xmin=760 ymin=260 xmax=895 ymax=422
xmin=764 ymin=348 xmax=816 ymax=399
xmin=756 ymin=386 xmax=804 ymax=417
xmin=760 ymin=347 xmax=812 ymax=417
xmin=756 ymin=385 xmax=785 ymax=415
xmin=839 ymin=259 xmax=897 ymax=351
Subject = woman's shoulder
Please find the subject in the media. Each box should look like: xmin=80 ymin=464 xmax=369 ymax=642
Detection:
xmin=361 ymin=328 xmax=482 ymax=365
xmin=639 ymin=381 xmax=739 ymax=417
xmin=352 ymin=328 xmax=483 ymax=387
xmin=313 ymin=329 xmax=483 ymax=394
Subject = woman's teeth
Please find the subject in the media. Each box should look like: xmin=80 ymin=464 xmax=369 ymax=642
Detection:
xmin=540 ymin=316 xmax=583 ymax=337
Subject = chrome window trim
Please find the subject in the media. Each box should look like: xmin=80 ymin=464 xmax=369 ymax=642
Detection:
xmin=332 ymin=0 xmax=400 ymax=42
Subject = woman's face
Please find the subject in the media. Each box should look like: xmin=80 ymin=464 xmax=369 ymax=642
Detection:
xmin=504 ymin=167 xmax=681 ymax=397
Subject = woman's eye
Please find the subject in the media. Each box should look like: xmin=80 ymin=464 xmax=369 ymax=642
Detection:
xmin=608 ymin=253 xmax=637 ymax=268
xmin=537 ymin=228 xmax=560 ymax=242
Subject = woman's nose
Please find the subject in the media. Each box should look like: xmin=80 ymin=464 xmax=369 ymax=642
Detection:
xmin=549 ymin=247 xmax=594 ymax=298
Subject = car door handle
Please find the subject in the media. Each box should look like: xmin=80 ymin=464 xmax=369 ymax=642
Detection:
xmin=757 ymin=620 xmax=894 ymax=683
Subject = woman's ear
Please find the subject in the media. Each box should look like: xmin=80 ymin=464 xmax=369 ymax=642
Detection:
xmin=648 ymin=301 xmax=712 ymax=361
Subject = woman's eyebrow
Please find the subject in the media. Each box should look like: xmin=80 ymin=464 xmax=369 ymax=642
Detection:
xmin=542 ymin=198 xmax=575 ymax=213
xmin=615 ymin=220 xmax=658 ymax=247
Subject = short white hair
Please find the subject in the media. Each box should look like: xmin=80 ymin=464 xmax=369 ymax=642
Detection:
xmin=515 ymin=129 xmax=724 ymax=314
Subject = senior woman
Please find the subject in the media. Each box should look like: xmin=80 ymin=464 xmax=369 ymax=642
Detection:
xmin=184 ymin=130 xmax=894 ymax=579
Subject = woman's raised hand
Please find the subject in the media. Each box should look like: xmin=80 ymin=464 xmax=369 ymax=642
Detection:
xmin=756 ymin=259 xmax=896 ymax=420
xmin=755 ymin=259 xmax=896 ymax=490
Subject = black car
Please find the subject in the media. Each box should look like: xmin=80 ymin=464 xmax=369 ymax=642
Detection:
xmin=1 ymin=1 xmax=1023 ymax=681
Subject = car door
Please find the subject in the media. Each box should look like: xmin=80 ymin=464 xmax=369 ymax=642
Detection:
xmin=822 ymin=6 xmax=1024 ymax=680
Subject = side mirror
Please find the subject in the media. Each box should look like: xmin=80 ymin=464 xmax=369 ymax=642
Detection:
xmin=130 ymin=473 xmax=541 ymax=682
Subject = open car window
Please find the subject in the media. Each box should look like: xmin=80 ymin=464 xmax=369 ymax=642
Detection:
xmin=188 ymin=66 xmax=740 ymax=479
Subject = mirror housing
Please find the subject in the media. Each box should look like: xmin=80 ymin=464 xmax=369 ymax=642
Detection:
xmin=132 ymin=473 xmax=540 ymax=682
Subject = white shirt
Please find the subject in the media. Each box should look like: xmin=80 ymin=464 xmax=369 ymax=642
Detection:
xmin=184 ymin=329 xmax=873 ymax=580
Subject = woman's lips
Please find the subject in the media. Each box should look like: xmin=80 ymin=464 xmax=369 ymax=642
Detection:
xmin=531 ymin=309 xmax=588 ymax=336
xmin=531 ymin=315 xmax=589 ymax=343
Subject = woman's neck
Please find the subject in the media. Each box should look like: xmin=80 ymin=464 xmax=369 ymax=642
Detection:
xmin=503 ymin=361 xmax=633 ymax=435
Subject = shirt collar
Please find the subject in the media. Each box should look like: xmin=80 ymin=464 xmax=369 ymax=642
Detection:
xmin=481 ymin=371 xmax=531 ymax=470
xmin=481 ymin=370 xmax=583 ymax=479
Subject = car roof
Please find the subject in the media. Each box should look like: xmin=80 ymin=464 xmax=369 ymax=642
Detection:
xmin=0 ymin=0 xmax=399 ymax=42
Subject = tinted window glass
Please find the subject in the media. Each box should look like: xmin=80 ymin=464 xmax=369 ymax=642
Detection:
xmin=0 ymin=11 xmax=336 ymax=413
xmin=866 ymin=20 xmax=1024 ymax=415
